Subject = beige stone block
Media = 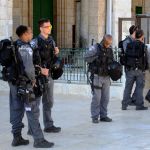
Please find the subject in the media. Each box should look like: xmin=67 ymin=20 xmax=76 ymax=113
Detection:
xmin=13 ymin=8 xmax=21 ymax=16
xmin=66 ymin=0 xmax=74 ymax=9
xmin=0 ymin=7 xmax=10 ymax=20
xmin=60 ymin=0 xmax=65 ymax=9
xmin=89 ymin=25 xmax=98 ymax=34
xmin=145 ymin=71 xmax=150 ymax=89
xmin=8 ymin=0 xmax=13 ymax=8
xmin=13 ymin=0 xmax=21 ymax=8
xmin=89 ymin=34 xmax=98 ymax=44
xmin=66 ymin=23 xmax=72 ymax=32
xmin=57 ymin=7 xmax=61 ymax=16
xmin=89 ymin=7 xmax=98 ymax=17
xmin=0 ymin=20 xmax=10 ymax=39
xmin=67 ymin=16 xmax=75 ymax=24
xmin=8 ymin=23 xmax=13 ymax=36
xmin=8 ymin=8 xmax=13 ymax=20
xmin=89 ymin=0 xmax=99 ymax=8
xmin=13 ymin=15 xmax=21 ymax=28
xmin=22 ymin=8 xmax=28 ymax=18
xmin=66 ymin=8 xmax=74 ymax=17
xmin=22 ymin=17 xmax=28 ymax=25
xmin=89 ymin=16 xmax=98 ymax=26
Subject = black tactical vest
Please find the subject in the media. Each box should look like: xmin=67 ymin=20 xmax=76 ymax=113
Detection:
xmin=91 ymin=43 xmax=113 ymax=76
xmin=125 ymin=40 xmax=148 ymax=71
xmin=35 ymin=36 xmax=54 ymax=69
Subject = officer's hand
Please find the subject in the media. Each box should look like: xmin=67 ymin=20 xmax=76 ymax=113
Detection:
xmin=54 ymin=47 xmax=59 ymax=55
xmin=32 ymin=79 xmax=37 ymax=87
xmin=35 ymin=65 xmax=49 ymax=76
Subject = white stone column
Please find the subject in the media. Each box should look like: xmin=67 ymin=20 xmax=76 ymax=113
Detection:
xmin=75 ymin=1 xmax=81 ymax=48
xmin=80 ymin=0 xmax=106 ymax=47
xmin=80 ymin=0 xmax=89 ymax=47
xmin=0 ymin=0 xmax=13 ymax=39
xmin=106 ymin=0 xmax=112 ymax=34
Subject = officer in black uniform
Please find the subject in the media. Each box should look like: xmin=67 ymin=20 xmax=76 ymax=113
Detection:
xmin=122 ymin=25 xmax=138 ymax=106
xmin=30 ymin=18 xmax=61 ymax=133
xmin=85 ymin=35 xmax=114 ymax=123
xmin=9 ymin=25 xmax=54 ymax=148
xmin=122 ymin=29 xmax=148 ymax=110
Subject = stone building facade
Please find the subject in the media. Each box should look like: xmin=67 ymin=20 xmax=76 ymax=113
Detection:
xmin=1 ymin=0 xmax=150 ymax=95
xmin=0 ymin=0 xmax=13 ymax=39
xmin=1 ymin=0 xmax=150 ymax=47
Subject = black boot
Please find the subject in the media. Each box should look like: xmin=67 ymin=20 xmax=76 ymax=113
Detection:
xmin=34 ymin=139 xmax=54 ymax=148
xmin=12 ymin=135 xmax=29 ymax=146
xmin=44 ymin=125 xmax=61 ymax=133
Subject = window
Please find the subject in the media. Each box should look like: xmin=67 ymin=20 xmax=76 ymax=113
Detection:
xmin=136 ymin=6 xmax=142 ymax=14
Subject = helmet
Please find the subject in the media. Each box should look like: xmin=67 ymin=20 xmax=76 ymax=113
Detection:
xmin=51 ymin=57 xmax=64 ymax=80
xmin=108 ymin=61 xmax=122 ymax=81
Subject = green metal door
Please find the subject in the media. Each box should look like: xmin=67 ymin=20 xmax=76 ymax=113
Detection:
xmin=33 ymin=0 xmax=53 ymax=36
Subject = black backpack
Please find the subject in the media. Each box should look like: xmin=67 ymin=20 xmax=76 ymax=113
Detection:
xmin=108 ymin=61 xmax=122 ymax=81
xmin=0 ymin=39 xmax=26 ymax=82
xmin=0 ymin=39 xmax=13 ymax=67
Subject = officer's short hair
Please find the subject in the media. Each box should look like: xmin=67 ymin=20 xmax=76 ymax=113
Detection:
xmin=129 ymin=25 xmax=138 ymax=35
xmin=103 ymin=34 xmax=112 ymax=41
xmin=16 ymin=25 xmax=28 ymax=37
xmin=136 ymin=29 xmax=144 ymax=39
xmin=38 ymin=18 xmax=50 ymax=28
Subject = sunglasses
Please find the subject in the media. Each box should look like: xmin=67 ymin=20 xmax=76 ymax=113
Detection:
xmin=42 ymin=24 xmax=52 ymax=29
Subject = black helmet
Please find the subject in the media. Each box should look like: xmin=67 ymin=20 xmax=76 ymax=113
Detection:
xmin=51 ymin=57 xmax=64 ymax=80
xmin=108 ymin=61 xmax=122 ymax=81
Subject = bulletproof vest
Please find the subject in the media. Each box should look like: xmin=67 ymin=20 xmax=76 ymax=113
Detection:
xmin=125 ymin=40 xmax=146 ymax=70
xmin=36 ymin=36 xmax=54 ymax=68
xmin=89 ymin=43 xmax=113 ymax=76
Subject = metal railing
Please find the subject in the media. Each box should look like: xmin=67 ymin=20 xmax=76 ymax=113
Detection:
xmin=57 ymin=48 xmax=88 ymax=84
xmin=57 ymin=47 xmax=122 ymax=84
xmin=0 ymin=47 xmax=122 ymax=84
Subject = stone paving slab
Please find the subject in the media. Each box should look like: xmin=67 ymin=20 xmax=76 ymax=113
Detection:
xmin=0 ymin=81 xmax=150 ymax=150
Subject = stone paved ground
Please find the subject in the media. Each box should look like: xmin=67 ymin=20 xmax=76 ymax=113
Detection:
xmin=0 ymin=81 xmax=150 ymax=150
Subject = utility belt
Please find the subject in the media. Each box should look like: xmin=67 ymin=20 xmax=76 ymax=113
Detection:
xmin=125 ymin=66 xmax=143 ymax=71
xmin=97 ymin=72 xmax=109 ymax=77
xmin=94 ymin=69 xmax=109 ymax=77
xmin=3 ymin=65 xmax=36 ymax=102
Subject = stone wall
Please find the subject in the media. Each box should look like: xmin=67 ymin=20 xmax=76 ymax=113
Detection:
xmin=112 ymin=0 xmax=132 ymax=47
xmin=56 ymin=0 xmax=75 ymax=48
xmin=132 ymin=0 xmax=144 ymax=16
xmin=0 ymin=0 xmax=13 ymax=40
xmin=80 ymin=0 xmax=106 ymax=48
xmin=13 ymin=0 xmax=32 ymax=39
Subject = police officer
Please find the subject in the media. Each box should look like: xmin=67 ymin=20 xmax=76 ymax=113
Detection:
xmin=84 ymin=35 xmax=113 ymax=123
xmin=123 ymin=25 xmax=138 ymax=52
xmin=122 ymin=25 xmax=138 ymax=105
xmin=30 ymin=18 xmax=61 ymax=133
xmin=9 ymin=25 xmax=54 ymax=148
xmin=122 ymin=29 xmax=148 ymax=110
